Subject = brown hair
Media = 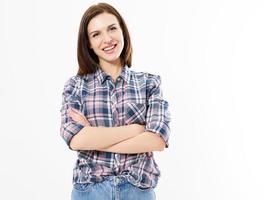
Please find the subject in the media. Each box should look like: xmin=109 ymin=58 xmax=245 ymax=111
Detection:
xmin=76 ymin=3 xmax=132 ymax=76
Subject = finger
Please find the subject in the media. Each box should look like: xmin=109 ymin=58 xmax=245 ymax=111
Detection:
xmin=71 ymin=108 xmax=83 ymax=114
xmin=71 ymin=109 xmax=86 ymax=119
xmin=69 ymin=113 xmax=82 ymax=121
xmin=68 ymin=109 xmax=90 ymax=124
xmin=69 ymin=109 xmax=81 ymax=116
xmin=71 ymin=116 xmax=84 ymax=123
xmin=70 ymin=109 xmax=87 ymax=120
xmin=70 ymin=111 xmax=85 ymax=121
xmin=68 ymin=109 xmax=76 ymax=116
xmin=70 ymin=116 xmax=86 ymax=126
xmin=70 ymin=113 xmax=82 ymax=120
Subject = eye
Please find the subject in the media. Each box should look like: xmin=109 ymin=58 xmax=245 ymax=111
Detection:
xmin=92 ymin=33 xmax=99 ymax=38
xmin=110 ymin=26 xmax=117 ymax=31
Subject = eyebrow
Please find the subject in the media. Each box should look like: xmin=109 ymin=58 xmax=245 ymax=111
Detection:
xmin=89 ymin=23 xmax=117 ymax=35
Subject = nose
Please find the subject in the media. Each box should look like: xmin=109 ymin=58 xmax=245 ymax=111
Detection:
xmin=102 ymin=32 xmax=113 ymax=43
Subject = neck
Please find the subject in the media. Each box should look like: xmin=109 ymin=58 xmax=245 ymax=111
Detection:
xmin=99 ymin=59 xmax=123 ymax=81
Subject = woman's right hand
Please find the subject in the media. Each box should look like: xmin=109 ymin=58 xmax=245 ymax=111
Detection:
xmin=68 ymin=107 xmax=91 ymax=127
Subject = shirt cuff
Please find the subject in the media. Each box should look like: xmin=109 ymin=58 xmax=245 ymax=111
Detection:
xmin=145 ymin=121 xmax=170 ymax=148
xmin=61 ymin=122 xmax=85 ymax=150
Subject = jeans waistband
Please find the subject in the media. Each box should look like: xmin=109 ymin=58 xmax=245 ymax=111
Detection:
xmin=102 ymin=175 xmax=128 ymax=186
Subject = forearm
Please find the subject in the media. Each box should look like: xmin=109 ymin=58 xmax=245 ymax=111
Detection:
xmin=70 ymin=124 xmax=143 ymax=151
xmin=97 ymin=131 xmax=165 ymax=154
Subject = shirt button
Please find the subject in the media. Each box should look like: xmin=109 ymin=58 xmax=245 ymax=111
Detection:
xmin=114 ymin=176 xmax=120 ymax=185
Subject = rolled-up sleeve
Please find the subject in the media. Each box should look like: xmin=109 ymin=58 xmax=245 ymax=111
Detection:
xmin=145 ymin=74 xmax=171 ymax=148
xmin=60 ymin=76 xmax=85 ymax=150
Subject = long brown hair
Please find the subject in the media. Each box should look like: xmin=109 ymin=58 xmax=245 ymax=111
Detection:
xmin=77 ymin=3 xmax=132 ymax=76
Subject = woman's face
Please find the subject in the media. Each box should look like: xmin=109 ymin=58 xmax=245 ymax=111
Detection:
xmin=87 ymin=12 xmax=124 ymax=66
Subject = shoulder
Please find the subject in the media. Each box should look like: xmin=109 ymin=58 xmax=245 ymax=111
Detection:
xmin=63 ymin=75 xmax=83 ymax=89
xmin=130 ymin=68 xmax=161 ymax=86
xmin=64 ymin=73 xmax=94 ymax=88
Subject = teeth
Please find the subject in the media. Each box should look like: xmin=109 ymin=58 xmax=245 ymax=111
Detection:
xmin=103 ymin=45 xmax=115 ymax=51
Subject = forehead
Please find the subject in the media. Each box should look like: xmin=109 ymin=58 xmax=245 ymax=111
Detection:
xmin=87 ymin=12 xmax=119 ymax=33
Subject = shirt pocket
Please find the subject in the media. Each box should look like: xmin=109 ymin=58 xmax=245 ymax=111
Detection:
xmin=125 ymin=102 xmax=147 ymax=125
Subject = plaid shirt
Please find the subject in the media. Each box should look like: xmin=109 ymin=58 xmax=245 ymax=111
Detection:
xmin=60 ymin=65 xmax=171 ymax=189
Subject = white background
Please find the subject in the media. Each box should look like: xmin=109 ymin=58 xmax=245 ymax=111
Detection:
xmin=1 ymin=0 xmax=264 ymax=199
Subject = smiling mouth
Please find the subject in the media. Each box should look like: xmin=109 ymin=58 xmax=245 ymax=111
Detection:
xmin=102 ymin=44 xmax=117 ymax=52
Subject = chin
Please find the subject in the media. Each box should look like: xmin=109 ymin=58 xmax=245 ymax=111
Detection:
xmin=105 ymin=58 xmax=121 ymax=64
xmin=101 ymin=54 xmax=122 ymax=63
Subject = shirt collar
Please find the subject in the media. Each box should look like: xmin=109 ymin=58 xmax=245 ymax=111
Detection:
xmin=94 ymin=66 xmax=110 ymax=84
xmin=119 ymin=65 xmax=131 ymax=84
xmin=95 ymin=65 xmax=131 ymax=85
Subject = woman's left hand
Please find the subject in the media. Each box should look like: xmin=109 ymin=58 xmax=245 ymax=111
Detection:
xmin=68 ymin=108 xmax=91 ymax=126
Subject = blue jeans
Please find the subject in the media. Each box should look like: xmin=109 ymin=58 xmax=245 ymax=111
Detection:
xmin=71 ymin=175 xmax=156 ymax=200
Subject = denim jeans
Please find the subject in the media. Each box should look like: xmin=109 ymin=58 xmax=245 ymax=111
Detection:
xmin=71 ymin=175 xmax=156 ymax=200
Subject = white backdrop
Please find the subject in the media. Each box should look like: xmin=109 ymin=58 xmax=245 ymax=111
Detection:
xmin=1 ymin=0 xmax=264 ymax=199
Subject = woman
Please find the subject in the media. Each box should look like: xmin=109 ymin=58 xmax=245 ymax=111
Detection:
xmin=60 ymin=3 xmax=171 ymax=200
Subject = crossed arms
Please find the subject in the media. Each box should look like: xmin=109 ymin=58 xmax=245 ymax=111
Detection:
xmin=67 ymin=108 xmax=165 ymax=153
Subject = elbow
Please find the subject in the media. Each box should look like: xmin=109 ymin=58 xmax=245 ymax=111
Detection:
xmin=69 ymin=136 xmax=79 ymax=151
xmin=69 ymin=140 xmax=91 ymax=151
xmin=69 ymin=132 xmax=86 ymax=151
xmin=145 ymin=131 xmax=167 ymax=152
xmin=70 ymin=145 xmax=77 ymax=151
xmin=69 ymin=127 xmax=94 ymax=151
xmin=157 ymin=140 xmax=166 ymax=151
xmin=69 ymin=130 xmax=96 ymax=151
xmin=69 ymin=138 xmax=91 ymax=151
xmin=153 ymin=133 xmax=166 ymax=151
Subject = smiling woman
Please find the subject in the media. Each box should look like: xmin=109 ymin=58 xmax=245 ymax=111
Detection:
xmin=87 ymin=13 xmax=124 ymax=63
xmin=59 ymin=2 xmax=171 ymax=200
